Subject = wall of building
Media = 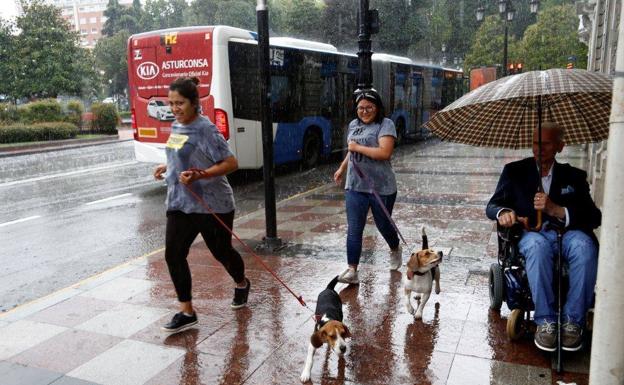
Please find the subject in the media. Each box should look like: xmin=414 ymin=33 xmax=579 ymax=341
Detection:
xmin=578 ymin=0 xmax=622 ymax=212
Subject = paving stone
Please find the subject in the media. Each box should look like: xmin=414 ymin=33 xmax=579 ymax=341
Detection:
xmin=68 ymin=339 xmax=184 ymax=385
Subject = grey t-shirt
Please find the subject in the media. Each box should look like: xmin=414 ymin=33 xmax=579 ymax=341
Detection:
xmin=165 ymin=115 xmax=236 ymax=214
xmin=345 ymin=117 xmax=397 ymax=195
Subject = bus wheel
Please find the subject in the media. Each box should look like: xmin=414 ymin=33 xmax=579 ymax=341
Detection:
xmin=395 ymin=119 xmax=405 ymax=146
xmin=302 ymin=130 xmax=321 ymax=169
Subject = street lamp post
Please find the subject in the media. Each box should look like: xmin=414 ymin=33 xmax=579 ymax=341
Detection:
xmin=476 ymin=0 xmax=539 ymax=77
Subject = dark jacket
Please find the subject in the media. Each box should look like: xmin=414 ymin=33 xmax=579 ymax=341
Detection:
xmin=486 ymin=157 xmax=601 ymax=238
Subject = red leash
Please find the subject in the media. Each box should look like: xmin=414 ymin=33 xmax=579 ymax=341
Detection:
xmin=181 ymin=178 xmax=308 ymax=309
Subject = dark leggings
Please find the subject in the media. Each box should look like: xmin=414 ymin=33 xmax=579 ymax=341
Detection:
xmin=165 ymin=210 xmax=245 ymax=302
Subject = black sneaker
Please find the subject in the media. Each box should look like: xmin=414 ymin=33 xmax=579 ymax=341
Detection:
xmin=562 ymin=322 xmax=583 ymax=352
xmin=231 ymin=278 xmax=250 ymax=309
xmin=161 ymin=312 xmax=198 ymax=333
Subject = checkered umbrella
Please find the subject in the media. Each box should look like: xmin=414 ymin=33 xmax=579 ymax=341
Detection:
xmin=424 ymin=68 xmax=612 ymax=149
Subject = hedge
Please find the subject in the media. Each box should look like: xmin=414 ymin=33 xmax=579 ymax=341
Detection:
xmin=0 ymin=122 xmax=79 ymax=144
xmin=0 ymin=103 xmax=19 ymax=124
xmin=19 ymin=99 xmax=63 ymax=123
xmin=90 ymin=102 xmax=119 ymax=134
xmin=65 ymin=100 xmax=84 ymax=129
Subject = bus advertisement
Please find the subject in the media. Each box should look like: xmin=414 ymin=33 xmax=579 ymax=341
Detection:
xmin=127 ymin=25 xmax=464 ymax=169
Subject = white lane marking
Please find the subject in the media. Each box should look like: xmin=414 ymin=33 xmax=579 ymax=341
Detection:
xmin=85 ymin=193 xmax=133 ymax=206
xmin=0 ymin=215 xmax=41 ymax=228
xmin=0 ymin=161 xmax=138 ymax=188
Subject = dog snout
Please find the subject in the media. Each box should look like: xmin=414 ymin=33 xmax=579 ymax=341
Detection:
xmin=437 ymin=251 xmax=443 ymax=260
xmin=340 ymin=345 xmax=347 ymax=354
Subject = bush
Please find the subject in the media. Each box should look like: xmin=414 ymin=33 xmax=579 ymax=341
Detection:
xmin=66 ymin=100 xmax=84 ymax=129
xmin=90 ymin=102 xmax=119 ymax=134
xmin=0 ymin=103 xmax=19 ymax=124
xmin=0 ymin=122 xmax=79 ymax=144
xmin=19 ymin=99 xmax=63 ymax=123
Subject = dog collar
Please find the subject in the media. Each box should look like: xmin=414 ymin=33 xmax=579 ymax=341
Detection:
xmin=411 ymin=271 xmax=427 ymax=276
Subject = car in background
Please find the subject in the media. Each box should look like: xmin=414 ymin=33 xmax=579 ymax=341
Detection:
xmin=102 ymin=97 xmax=115 ymax=104
xmin=147 ymin=99 xmax=174 ymax=121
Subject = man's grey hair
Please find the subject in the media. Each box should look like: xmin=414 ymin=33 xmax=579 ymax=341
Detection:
xmin=538 ymin=121 xmax=565 ymax=142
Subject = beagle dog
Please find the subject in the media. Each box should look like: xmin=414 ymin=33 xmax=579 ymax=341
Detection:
xmin=300 ymin=276 xmax=351 ymax=383
xmin=404 ymin=227 xmax=442 ymax=319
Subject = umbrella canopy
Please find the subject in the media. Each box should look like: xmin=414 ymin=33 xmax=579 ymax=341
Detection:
xmin=425 ymin=68 xmax=613 ymax=149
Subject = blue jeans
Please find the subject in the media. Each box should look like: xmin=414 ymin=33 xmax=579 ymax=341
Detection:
xmin=518 ymin=227 xmax=597 ymax=326
xmin=346 ymin=190 xmax=399 ymax=266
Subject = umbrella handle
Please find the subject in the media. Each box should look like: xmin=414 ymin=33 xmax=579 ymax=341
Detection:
xmin=527 ymin=210 xmax=543 ymax=232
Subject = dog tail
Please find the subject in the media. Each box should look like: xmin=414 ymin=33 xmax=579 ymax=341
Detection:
xmin=421 ymin=226 xmax=428 ymax=250
xmin=327 ymin=275 xmax=340 ymax=290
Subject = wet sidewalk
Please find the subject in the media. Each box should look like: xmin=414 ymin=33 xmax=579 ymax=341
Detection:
xmin=0 ymin=141 xmax=591 ymax=385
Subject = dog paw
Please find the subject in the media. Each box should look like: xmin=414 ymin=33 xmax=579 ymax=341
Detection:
xmin=414 ymin=310 xmax=423 ymax=319
xmin=300 ymin=372 xmax=311 ymax=383
xmin=435 ymin=288 xmax=440 ymax=295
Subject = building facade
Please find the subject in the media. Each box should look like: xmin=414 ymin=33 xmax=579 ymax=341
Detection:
xmin=577 ymin=0 xmax=622 ymax=209
xmin=14 ymin=0 xmax=133 ymax=48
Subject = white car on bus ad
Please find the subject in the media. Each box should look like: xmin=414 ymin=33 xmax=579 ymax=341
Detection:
xmin=147 ymin=99 xmax=174 ymax=121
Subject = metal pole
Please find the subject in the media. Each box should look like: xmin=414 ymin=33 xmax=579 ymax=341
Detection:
xmin=503 ymin=22 xmax=508 ymax=76
xmin=357 ymin=0 xmax=372 ymax=89
xmin=256 ymin=0 xmax=281 ymax=250
xmin=589 ymin=4 xmax=624 ymax=384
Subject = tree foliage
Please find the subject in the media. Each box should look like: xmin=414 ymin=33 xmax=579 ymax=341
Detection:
xmin=520 ymin=4 xmax=587 ymax=70
xmin=9 ymin=1 xmax=99 ymax=100
xmin=94 ymin=30 xmax=130 ymax=98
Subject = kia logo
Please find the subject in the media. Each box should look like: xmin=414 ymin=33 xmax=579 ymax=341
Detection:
xmin=137 ymin=62 xmax=159 ymax=80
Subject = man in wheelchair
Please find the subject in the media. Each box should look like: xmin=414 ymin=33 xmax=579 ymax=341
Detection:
xmin=486 ymin=122 xmax=602 ymax=352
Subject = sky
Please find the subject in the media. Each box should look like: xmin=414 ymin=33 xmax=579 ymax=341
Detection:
xmin=0 ymin=1 xmax=19 ymax=22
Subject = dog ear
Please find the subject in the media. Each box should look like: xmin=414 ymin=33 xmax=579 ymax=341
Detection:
xmin=342 ymin=324 xmax=351 ymax=338
xmin=311 ymin=330 xmax=324 ymax=348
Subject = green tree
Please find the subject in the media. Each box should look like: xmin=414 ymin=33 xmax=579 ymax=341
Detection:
xmin=142 ymin=0 xmax=188 ymax=31
xmin=519 ymin=4 xmax=587 ymax=71
xmin=185 ymin=0 xmax=218 ymax=26
xmin=94 ymin=30 xmax=130 ymax=99
xmin=214 ymin=1 xmax=255 ymax=30
xmin=463 ymin=15 xmax=521 ymax=76
xmin=11 ymin=1 xmax=98 ymax=99
xmin=320 ymin=0 xmax=358 ymax=51
xmin=102 ymin=0 xmax=142 ymax=36
xmin=280 ymin=0 xmax=324 ymax=41
xmin=0 ymin=20 xmax=15 ymax=99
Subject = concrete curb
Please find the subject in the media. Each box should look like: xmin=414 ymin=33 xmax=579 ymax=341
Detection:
xmin=0 ymin=135 xmax=132 ymax=158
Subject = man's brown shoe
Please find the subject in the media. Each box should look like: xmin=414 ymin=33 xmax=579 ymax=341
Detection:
xmin=562 ymin=322 xmax=583 ymax=352
xmin=534 ymin=321 xmax=557 ymax=352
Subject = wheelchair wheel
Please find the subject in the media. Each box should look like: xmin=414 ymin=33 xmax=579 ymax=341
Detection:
xmin=507 ymin=309 xmax=526 ymax=340
xmin=489 ymin=263 xmax=504 ymax=310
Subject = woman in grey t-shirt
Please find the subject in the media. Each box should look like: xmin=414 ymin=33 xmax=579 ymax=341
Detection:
xmin=153 ymin=77 xmax=250 ymax=333
xmin=333 ymin=89 xmax=402 ymax=284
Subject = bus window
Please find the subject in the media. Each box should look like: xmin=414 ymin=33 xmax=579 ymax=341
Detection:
xmin=229 ymin=42 xmax=260 ymax=121
xmin=271 ymin=75 xmax=293 ymax=122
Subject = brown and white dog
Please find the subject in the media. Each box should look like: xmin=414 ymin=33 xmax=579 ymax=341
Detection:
xmin=404 ymin=227 xmax=442 ymax=319
xmin=300 ymin=276 xmax=351 ymax=383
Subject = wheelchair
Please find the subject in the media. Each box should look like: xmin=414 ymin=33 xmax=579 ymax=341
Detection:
xmin=488 ymin=223 xmax=542 ymax=340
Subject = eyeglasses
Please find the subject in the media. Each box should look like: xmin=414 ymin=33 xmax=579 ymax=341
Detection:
xmin=357 ymin=106 xmax=375 ymax=113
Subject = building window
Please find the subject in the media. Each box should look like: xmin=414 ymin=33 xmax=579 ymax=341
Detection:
xmin=101 ymin=16 xmax=107 ymax=23
xmin=90 ymin=17 xmax=97 ymax=23
xmin=80 ymin=29 xmax=87 ymax=35
xmin=80 ymin=18 xmax=86 ymax=25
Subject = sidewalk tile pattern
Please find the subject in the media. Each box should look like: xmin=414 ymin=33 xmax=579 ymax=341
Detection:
xmin=0 ymin=142 xmax=591 ymax=384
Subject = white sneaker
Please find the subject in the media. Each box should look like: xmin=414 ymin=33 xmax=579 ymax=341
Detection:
xmin=389 ymin=245 xmax=403 ymax=270
xmin=337 ymin=268 xmax=359 ymax=284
